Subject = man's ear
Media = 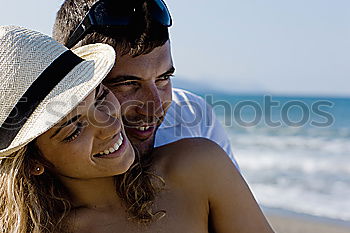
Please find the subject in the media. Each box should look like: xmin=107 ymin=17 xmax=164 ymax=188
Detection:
xmin=30 ymin=164 xmax=45 ymax=176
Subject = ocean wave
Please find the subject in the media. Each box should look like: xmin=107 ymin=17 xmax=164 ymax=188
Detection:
xmin=236 ymin=150 xmax=350 ymax=175
xmin=229 ymin=133 xmax=350 ymax=156
xmin=252 ymin=184 xmax=350 ymax=221
xmin=228 ymin=130 xmax=350 ymax=221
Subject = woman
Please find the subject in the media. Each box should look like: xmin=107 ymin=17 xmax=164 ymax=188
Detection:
xmin=0 ymin=25 xmax=137 ymax=233
xmin=0 ymin=26 xmax=274 ymax=233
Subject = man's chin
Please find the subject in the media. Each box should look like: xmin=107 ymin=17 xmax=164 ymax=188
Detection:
xmin=132 ymin=138 xmax=155 ymax=157
xmin=126 ymin=132 xmax=156 ymax=157
xmin=124 ymin=124 xmax=161 ymax=157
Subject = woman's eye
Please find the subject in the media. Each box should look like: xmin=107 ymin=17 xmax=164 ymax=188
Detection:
xmin=63 ymin=122 xmax=84 ymax=143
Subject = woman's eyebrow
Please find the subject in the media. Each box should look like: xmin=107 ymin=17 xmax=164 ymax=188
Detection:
xmin=50 ymin=114 xmax=82 ymax=139
xmin=95 ymin=84 xmax=101 ymax=99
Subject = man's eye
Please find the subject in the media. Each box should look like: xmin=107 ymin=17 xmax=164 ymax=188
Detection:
xmin=156 ymin=75 xmax=173 ymax=86
xmin=113 ymin=81 xmax=138 ymax=87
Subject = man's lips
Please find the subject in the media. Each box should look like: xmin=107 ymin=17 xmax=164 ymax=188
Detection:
xmin=124 ymin=125 xmax=156 ymax=140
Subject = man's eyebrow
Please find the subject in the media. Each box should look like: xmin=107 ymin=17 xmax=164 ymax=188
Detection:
xmin=156 ymin=66 xmax=175 ymax=79
xmin=105 ymin=66 xmax=175 ymax=84
xmin=50 ymin=114 xmax=82 ymax=139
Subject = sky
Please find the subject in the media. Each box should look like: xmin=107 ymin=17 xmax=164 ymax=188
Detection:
xmin=0 ymin=0 xmax=349 ymax=97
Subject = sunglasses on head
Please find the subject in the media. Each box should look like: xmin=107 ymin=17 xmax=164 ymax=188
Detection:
xmin=66 ymin=0 xmax=172 ymax=49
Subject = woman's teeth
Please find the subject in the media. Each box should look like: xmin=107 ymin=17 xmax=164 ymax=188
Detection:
xmin=98 ymin=133 xmax=124 ymax=156
xmin=137 ymin=126 xmax=150 ymax=131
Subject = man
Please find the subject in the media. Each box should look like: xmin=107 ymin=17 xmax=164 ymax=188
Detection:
xmin=53 ymin=0 xmax=238 ymax=168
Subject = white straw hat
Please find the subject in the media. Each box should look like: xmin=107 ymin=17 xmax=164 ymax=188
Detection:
xmin=0 ymin=25 xmax=116 ymax=156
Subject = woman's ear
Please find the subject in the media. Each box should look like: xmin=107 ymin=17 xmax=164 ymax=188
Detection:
xmin=31 ymin=164 xmax=45 ymax=176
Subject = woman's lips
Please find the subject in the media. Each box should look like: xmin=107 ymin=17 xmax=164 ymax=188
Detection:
xmin=93 ymin=132 xmax=126 ymax=159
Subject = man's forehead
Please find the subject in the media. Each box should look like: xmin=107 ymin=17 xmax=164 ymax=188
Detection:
xmin=117 ymin=41 xmax=171 ymax=65
xmin=106 ymin=41 xmax=173 ymax=81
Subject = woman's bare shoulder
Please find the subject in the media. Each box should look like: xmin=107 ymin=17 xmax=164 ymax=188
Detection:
xmin=152 ymin=138 xmax=235 ymax=187
xmin=154 ymin=137 xmax=227 ymax=159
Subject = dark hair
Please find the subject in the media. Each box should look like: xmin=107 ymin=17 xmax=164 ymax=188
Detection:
xmin=53 ymin=0 xmax=170 ymax=57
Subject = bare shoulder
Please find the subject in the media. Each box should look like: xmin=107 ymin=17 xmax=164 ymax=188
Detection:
xmin=152 ymin=138 xmax=238 ymax=189
xmin=153 ymin=139 xmax=274 ymax=233
xmin=154 ymin=137 xmax=231 ymax=163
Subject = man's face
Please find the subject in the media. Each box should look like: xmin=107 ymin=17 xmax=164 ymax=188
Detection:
xmin=103 ymin=41 xmax=174 ymax=156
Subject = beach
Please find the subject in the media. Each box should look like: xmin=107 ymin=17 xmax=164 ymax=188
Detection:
xmin=267 ymin=214 xmax=350 ymax=233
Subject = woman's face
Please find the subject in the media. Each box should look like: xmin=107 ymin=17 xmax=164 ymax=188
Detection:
xmin=36 ymin=84 xmax=135 ymax=179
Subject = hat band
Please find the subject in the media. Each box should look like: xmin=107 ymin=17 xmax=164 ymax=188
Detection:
xmin=0 ymin=50 xmax=84 ymax=150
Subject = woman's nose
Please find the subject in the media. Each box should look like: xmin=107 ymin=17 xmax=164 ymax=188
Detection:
xmin=90 ymin=87 xmax=123 ymax=139
xmin=96 ymin=116 xmax=122 ymax=140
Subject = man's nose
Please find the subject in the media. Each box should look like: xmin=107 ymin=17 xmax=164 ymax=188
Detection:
xmin=137 ymin=85 xmax=164 ymax=118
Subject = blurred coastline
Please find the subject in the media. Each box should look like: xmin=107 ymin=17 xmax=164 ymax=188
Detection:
xmin=264 ymin=206 xmax=350 ymax=232
xmin=267 ymin=214 xmax=350 ymax=233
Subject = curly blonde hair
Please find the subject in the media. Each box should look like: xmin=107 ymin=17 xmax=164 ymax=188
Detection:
xmin=0 ymin=141 xmax=164 ymax=233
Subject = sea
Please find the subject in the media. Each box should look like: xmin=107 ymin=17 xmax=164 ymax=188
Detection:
xmin=177 ymin=85 xmax=350 ymax=223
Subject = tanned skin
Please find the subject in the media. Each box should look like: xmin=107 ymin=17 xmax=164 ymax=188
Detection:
xmin=102 ymin=41 xmax=173 ymax=157
xmin=65 ymin=138 xmax=274 ymax=233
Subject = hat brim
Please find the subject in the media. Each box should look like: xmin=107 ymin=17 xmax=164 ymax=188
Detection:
xmin=0 ymin=43 xmax=116 ymax=156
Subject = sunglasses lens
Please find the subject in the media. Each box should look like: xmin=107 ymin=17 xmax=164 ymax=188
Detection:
xmin=152 ymin=0 xmax=172 ymax=26
xmin=93 ymin=0 xmax=133 ymax=26
xmin=93 ymin=0 xmax=171 ymax=27
xmin=67 ymin=0 xmax=172 ymax=48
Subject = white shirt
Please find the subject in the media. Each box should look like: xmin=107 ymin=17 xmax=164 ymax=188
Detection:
xmin=155 ymin=88 xmax=239 ymax=169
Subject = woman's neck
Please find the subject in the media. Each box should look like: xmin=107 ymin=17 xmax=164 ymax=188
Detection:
xmin=59 ymin=175 xmax=122 ymax=211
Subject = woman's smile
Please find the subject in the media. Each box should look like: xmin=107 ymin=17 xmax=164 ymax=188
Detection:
xmin=93 ymin=132 xmax=127 ymax=159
